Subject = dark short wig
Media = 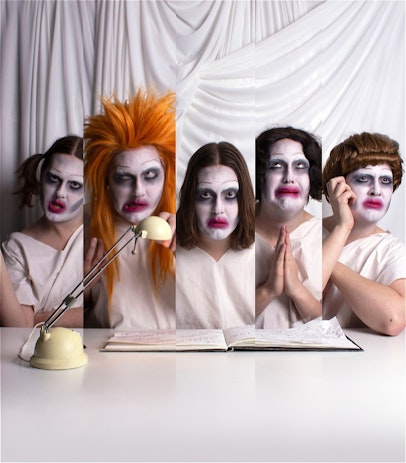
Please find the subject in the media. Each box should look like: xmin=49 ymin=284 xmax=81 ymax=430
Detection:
xmin=256 ymin=126 xmax=322 ymax=202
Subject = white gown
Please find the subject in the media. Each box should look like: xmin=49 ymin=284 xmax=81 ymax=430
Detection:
xmin=255 ymin=217 xmax=322 ymax=329
xmin=322 ymin=230 xmax=406 ymax=328
xmin=176 ymin=245 xmax=255 ymax=329
xmin=85 ymin=220 xmax=175 ymax=329
xmin=1 ymin=225 xmax=83 ymax=314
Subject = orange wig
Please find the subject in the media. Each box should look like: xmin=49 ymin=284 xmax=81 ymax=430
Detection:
xmin=84 ymin=90 xmax=176 ymax=304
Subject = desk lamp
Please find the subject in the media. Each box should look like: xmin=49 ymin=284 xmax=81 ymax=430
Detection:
xmin=30 ymin=216 xmax=172 ymax=370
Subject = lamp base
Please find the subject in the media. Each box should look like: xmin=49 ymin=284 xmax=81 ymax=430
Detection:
xmin=30 ymin=327 xmax=88 ymax=370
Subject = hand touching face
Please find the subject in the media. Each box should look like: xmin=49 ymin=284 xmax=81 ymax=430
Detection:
xmin=195 ymin=165 xmax=239 ymax=241
xmin=345 ymin=164 xmax=393 ymax=225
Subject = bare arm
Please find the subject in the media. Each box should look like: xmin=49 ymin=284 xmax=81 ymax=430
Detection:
xmin=331 ymin=263 xmax=405 ymax=336
xmin=1 ymin=254 xmax=34 ymax=327
xmin=2 ymin=252 xmax=84 ymax=328
xmin=322 ymin=177 xmax=356 ymax=289
xmin=33 ymin=307 xmax=84 ymax=328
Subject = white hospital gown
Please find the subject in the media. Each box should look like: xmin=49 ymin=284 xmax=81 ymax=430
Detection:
xmin=85 ymin=220 xmax=175 ymax=329
xmin=176 ymin=245 xmax=255 ymax=329
xmin=322 ymin=230 xmax=406 ymax=328
xmin=255 ymin=217 xmax=322 ymax=329
xmin=2 ymin=225 xmax=83 ymax=314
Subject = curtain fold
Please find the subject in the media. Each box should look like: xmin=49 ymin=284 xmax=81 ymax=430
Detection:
xmin=1 ymin=0 xmax=404 ymax=242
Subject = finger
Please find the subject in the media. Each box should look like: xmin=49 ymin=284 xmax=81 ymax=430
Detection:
xmin=84 ymin=237 xmax=97 ymax=264
xmin=327 ymin=176 xmax=346 ymax=195
xmin=157 ymin=212 xmax=176 ymax=249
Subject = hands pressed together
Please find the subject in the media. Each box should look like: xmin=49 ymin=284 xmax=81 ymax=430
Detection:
xmin=256 ymin=225 xmax=322 ymax=320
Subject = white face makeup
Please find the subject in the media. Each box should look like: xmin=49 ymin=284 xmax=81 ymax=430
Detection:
xmin=261 ymin=138 xmax=310 ymax=215
xmin=108 ymin=147 xmax=165 ymax=224
xmin=346 ymin=164 xmax=393 ymax=225
xmin=41 ymin=153 xmax=84 ymax=224
xmin=195 ymin=165 xmax=239 ymax=241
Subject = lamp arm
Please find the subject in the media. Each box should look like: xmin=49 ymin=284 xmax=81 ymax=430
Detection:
xmin=41 ymin=225 xmax=141 ymax=332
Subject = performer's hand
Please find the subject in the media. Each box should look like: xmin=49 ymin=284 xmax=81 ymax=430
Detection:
xmin=327 ymin=176 xmax=356 ymax=231
xmin=283 ymin=228 xmax=301 ymax=297
xmin=84 ymin=237 xmax=105 ymax=289
xmin=265 ymin=226 xmax=286 ymax=298
xmin=157 ymin=212 xmax=176 ymax=253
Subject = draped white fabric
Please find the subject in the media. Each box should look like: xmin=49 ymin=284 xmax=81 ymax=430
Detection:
xmin=0 ymin=0 xmax=404 ymax=242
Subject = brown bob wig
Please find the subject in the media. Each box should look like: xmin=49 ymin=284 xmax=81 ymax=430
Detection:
xmin=84 ymin=90 xmax=175 ymax=302
xmin=177 ymin=141 xmax=255 ymax=250
xmin=14 ymin=135 xmax=83 ymax=208
xmin=323 ymin=132 xmax=403 ymax=201
xmin=256 ymin=126 xmax=322 ymax=202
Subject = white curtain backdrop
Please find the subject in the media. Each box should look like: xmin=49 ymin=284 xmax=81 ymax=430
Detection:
xmin=1 ymin=0 xmax=404 ymax=243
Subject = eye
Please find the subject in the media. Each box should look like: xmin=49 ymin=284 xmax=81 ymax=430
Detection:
xmin=223 ymin=188 xmax=238 ymax=200
xmin=268 ymin=161 xmax=283 ymax=169
xmin=69 ymin=181 xmax=83 ymax=190
xmin=196 ymin=189 xmax=214 ymax=201
xmin=294 ymin=160 xmax=309 ymax=170
xmin=46 ymin=173 xmax=60 ymax=183
xmin=356 ymin=175 xmax=369 ymax=183
xmin=113 ymin=173 xmax=133 ymax=184
xmin=381 ymin=176 xmax=393 ymax=185
xmin=143 ymin=169 xmax=160 ymax=180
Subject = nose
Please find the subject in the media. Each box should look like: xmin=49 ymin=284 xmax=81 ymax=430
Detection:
xmin=133 ymin=178 xmax=146 ymax=197
xmin=56 ymin=183 xmax=67 ymax=198
xmin=370 ymin=178 xmax=381 ymax=196
xmin=283 ymin=164 xmax=294 ymax=183
xmin=212 ymin=196 xmax=224 ymax=215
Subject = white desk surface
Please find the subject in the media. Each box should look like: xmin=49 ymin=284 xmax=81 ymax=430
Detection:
xmin=1 ymin=327 xmax=405 ymax=462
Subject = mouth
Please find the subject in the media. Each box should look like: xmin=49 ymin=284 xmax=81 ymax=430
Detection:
xmin=123 ymin=200 xmax=149 ymax=213
xmin=363 ymin=199 xmax=384 ymax=210
xmin=48 ymin=200 xmax=66 ymax=214
xmin=275 ymin=187 xmax=301 ymax=198
xmin=207 ymin=218 xmax=229 ymax=229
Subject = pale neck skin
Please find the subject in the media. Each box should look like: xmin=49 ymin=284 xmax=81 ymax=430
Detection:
xmin=323 ymin=214 xmax=384 ymax=244
xmin=256 ymin=206 xmax=312 ymax=247
xmin=196 ymin=233 xmax=232 ymax=261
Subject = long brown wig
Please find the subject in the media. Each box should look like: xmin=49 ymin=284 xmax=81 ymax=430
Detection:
xmin=84 ymin=90 xmax=176 ymax=303
xmin=177 ymin=141 xmax=255 ymax=250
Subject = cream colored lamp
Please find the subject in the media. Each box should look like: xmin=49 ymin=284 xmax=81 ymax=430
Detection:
xmin=30 ymin=216 xmax=172 ymax=370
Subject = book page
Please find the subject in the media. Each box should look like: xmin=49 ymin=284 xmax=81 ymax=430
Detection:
xmin=175 ymin=329 xmax=227 ymax=350
xmin=255 ymin=317 xmax=360 ymax=349
xmin=105 ymin=329 xmax=176 ymax=346
xmin=223 ymin=324 xmax=255 ymax=347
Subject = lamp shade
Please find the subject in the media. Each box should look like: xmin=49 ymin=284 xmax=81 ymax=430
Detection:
xmin=135 ymin=216 xmax=172 ymax=241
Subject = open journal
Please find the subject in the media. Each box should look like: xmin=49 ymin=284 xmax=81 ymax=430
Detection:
xmin=100 ymin=317 xmax=362 ymax=352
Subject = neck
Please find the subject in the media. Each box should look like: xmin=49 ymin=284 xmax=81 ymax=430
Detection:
xmin=347 ymin=221 xmax=383 ymax=243
xmin=38 ymin=215 xmax=81 ymax=249
xmin=197 ymin=234 xmax=231 ymax=261
xmin=256 ymin=204 xmax=310 ymax=243
xmin=323 ymin=216 xmax=382 ymax=244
